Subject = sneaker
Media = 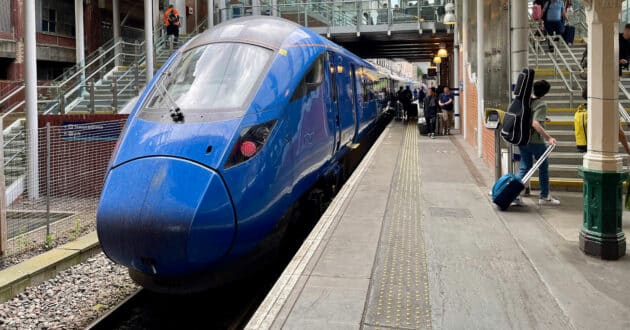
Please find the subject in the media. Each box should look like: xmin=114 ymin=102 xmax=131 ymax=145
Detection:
xmin=539 ymin=195 xmax=561 ymax=206
xmin=430 ymin=133 xmax=435 ymax=139
xmin=511 ymin=196 xmax=524 ymax=207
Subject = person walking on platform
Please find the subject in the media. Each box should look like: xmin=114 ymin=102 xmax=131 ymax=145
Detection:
xmin=423 ymin=87 xmax=439 ymax=139
xmin=542 ymin=0 xmax=567 ymax=52
xmin=439 ymin=86 xmax=455 ymax=135
xmin=516 ymin=80 xmax=560 ymax=206
xmin=402 ymin=86 xmax=414 ymax=118
xmin=164 ymin=4 xmax=181 ymax=50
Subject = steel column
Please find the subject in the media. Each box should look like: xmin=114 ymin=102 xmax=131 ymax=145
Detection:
xmin=25 ymin=0 xmax=38 ymax=200
xmin=476 ymin=0 xmax=484 ymax=158
xmin=113 ymin=0 xmax=121 ymax=65
xmin=145 ymin=0 xmax=154 ymax=82
xmin=75 ymin=0 xmax=86 ymax=88
xmin=209 ymin=0 xmax=214 ymax=26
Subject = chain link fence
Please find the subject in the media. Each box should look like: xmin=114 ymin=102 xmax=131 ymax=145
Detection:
xmin=1 ymin=118 xmax=126 ymax=260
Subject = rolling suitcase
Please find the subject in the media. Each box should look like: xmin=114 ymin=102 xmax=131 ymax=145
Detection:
xmin=563 ymin=25 xmax=575 ymax=45
xmin=492 ymin=144 xmax=556 ymax=210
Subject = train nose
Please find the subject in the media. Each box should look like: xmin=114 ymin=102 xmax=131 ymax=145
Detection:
xmin=97 ymin=157 xmax=235 ymax=275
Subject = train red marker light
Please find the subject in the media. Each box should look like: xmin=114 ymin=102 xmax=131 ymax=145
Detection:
xmin=240 ymin=141 xmax=257 ymax=158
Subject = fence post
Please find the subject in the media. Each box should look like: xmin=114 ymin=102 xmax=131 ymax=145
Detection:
xmin=0 ymin=117 xmax=6 ymax=256
xmin=89 ymin=78 xmax=95 ymax=114
xmin=45 ymin=123 xmax=51 ymax=241
xmin=112 ymin=80 xmax=118 ymax=113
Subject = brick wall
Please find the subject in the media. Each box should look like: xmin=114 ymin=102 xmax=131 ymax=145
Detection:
xmin=36 ymin=33 xmax=75 ymax=48
xmin=464 ymin=64 xmax=478 ymax=148
xmin=462 ymin=60 xmax=497 ymax=175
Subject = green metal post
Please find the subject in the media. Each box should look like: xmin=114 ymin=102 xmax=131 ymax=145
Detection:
xmin=578 ymin=168 xmax=628 ymax=260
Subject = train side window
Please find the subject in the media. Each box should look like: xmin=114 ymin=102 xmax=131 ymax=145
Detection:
xmin=291 ymin=55 xmax=324 ymax=101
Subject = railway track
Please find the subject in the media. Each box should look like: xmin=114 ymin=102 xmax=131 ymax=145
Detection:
xmin=86 ymin=275 xmax=274 ymax=330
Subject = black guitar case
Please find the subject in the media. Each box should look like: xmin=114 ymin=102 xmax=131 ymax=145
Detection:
xmin=501 ymin=68 xmax=535 ymax=146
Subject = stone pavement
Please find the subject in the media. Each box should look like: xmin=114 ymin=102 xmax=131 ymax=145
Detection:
xmin=247 ymin=121 xmax=630 ymax=329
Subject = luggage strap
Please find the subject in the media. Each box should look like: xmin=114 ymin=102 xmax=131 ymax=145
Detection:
xmin=522 ymin=144 xmax=556 ymax=183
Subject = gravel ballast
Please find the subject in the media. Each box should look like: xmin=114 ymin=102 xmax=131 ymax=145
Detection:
xmin=0 ymin=253 xmax=138 ymax=329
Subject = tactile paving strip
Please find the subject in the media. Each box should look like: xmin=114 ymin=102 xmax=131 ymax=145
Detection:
xmin=362 ymin=122 xmax=432 ymax=330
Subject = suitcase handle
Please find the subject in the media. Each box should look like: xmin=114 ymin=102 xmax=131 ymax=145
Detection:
xmin=522 ymin=144 xmax=556 ymax=183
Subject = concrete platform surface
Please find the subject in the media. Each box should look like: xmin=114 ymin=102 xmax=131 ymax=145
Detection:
xmin=247 ymin=121 xmax=630 ymax=329
xmin=0 ymin=232 xmax=100 ymax=303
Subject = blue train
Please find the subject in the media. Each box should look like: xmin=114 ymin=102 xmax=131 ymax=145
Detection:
xmin=97 ymin=16 xmax=397 ymax=292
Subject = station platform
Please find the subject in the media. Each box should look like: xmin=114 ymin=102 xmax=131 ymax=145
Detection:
xmin=248 ymin=121 xmax=630 ymax=329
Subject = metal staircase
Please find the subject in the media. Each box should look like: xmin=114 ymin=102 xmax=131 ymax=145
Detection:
xmin=0 ymin=20 xmax=209 ymax=204
xmin=527 ymin=18 xmax=630 ymax=189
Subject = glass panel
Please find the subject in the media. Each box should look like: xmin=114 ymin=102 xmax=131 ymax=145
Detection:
xmin=143 ymin=43 xmax=273 ymax=116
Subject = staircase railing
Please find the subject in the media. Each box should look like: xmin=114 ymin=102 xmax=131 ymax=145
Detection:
xmin=39 ymin=38 xmax=145 ymax=114
xmin=528 ymin=24 xmax=583 ymax=109
xmin=570 ymin=7 xmax=588 ymax=41
xmin=0 ymin=85 xmax=25 ymax=119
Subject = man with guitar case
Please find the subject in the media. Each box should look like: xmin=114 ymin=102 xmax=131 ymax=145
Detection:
xmin=492 ymin=69 xmax=559 ymax=210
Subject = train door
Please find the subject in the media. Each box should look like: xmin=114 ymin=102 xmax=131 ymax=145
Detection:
xmin=332 ymin=55 xmax=357 ymax=148
xmin=326 ymin=51 xmax=341 ymax=154
xmin=350 ymin=64 xmax=362 ymax=143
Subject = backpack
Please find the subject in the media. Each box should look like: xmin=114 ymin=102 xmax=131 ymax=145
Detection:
xmin=168 ymin=11 xmax=179 ymax=25
xmin=532 ymin=4 xmax=543 ymax=20
xmin=574 ymin=103 xmax=587 ymax=149
xmin=501 ymin=68 xmax=535 ymax=146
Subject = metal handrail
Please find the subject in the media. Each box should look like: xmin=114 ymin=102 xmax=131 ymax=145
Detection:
xmin=0 ymin=101 xmax=26 ymax=120
xmin=59 ymin=51 xmax=142 ymax=101
xmin=51 ymin=38 xmax=118 ymax=85
xmin=619 ymin=103 xmax=630 ymax=124
xmin=0 ymin=85 xmax=25 ymax=107
xmin=4 ymin=147 xmax=25 ymax=168
xmin=528 ymin=25 xmax=580 ymax=109
xmin=3 ymin=130 xmax=23 ymax=149
xmin=53 ymin=40 xmax=140 ymax=91
xmin=117 ymin=67 xmax=147 ymax=98
xmin=214 ymin=1 xmax=444 ymax=27
xmin=556 ymin=33 xmax=582 ymax=68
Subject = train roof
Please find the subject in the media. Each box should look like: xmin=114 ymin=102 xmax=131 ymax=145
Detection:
xmin=185 ymin=16 xmax=303 ymax=51
xmin=184 ymin=16 xmax=374 ymax=70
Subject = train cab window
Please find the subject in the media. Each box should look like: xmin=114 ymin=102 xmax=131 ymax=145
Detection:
xmin=141 ymin=43 xmax=273 ymax=121
xmin=291 ymin=55 xmax=324 ymax=101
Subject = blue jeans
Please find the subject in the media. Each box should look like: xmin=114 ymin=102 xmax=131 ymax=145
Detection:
xmin=544 ymin=20 xmax=564 ymax=37
xmin=517 ymin=143 xmax=549 ymax=198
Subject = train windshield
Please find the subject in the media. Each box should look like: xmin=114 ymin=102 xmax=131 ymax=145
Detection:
xmin=142 ymin=43 xmax=272 ymax=120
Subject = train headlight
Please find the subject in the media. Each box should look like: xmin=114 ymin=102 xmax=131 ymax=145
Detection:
xmin=225 ymin=120 xmax=277 ymax=168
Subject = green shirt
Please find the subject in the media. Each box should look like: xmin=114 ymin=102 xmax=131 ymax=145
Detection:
xmin=529 ymin=98 xmax=547 ymax=144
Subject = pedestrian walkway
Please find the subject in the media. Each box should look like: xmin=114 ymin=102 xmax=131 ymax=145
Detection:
xmin=248 ymin=120 xmax=630 ymax=329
